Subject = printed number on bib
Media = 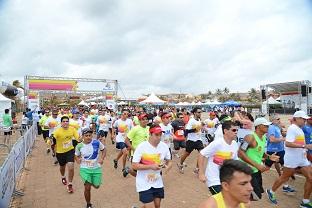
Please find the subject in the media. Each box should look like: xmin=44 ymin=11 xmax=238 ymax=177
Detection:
xmin=147 ymin=173 xmax=158 ymax=183
xmin=177 ymin=130 xmax=184 ymax=136
xmin=63 ymin=140 xmax=72 ymax=149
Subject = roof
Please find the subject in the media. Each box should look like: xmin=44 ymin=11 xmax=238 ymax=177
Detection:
xmin=262 ymin=80 xmax=311 ymax=94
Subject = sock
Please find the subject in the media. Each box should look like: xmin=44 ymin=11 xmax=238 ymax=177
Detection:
xmin=61 ymin=175 xmax=65 ymax=179
xmin=68 ymin=182 xmax=72 ymax=185
xmin=302 ymin=199 xmax=310 ymax=204
xmin=270 ymin=189 xmax=275 ymax=194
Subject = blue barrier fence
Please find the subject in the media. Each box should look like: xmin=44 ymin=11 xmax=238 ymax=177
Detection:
xmin=0 ymin=125 xmax=37 ymax=208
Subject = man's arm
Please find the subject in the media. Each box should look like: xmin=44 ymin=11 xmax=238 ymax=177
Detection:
xmin=198 ymin=198 xmax=217 ymax=208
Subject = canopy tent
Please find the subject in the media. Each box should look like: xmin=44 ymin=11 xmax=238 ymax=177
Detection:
xmin=223 ymin=100 xmax=241 ymax=107
xmin=196 ymin=101 xmax=203 ymax=105
xmin=0 ymin=94 xmax=14 ymax=120
xmin=139 ymin=93 xmax=166 ymax=105
xmin=263 ymin=97 xmax=282 ymax=105
xmin=78 ymin=100 xmax=88 ymax=106
xmin=204 ymin=100 xmax=222 ymax=105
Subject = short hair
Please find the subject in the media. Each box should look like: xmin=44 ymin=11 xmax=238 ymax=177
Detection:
xmin=192 ymin=107 xmax=201 ymax=114
xmin=222 ymin=120 xmax=236 ymax=134
xmin=5 ymin=109 xmax=9 ymax=114
xmin=61 ymin=116 xmax=69 ymax=122
xmin=176 ymin=112 xmax=183 ymax=117
xmin=246 ymin=113 xmax=254 ymax=122
xmin=122 ymin=108 xmax=129 ymax=113
xmin=220 ymin=159 xmax=253 ymax=183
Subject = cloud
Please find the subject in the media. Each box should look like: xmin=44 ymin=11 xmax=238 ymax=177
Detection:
xmin=0 ymin=0 xmax=312 ymax=97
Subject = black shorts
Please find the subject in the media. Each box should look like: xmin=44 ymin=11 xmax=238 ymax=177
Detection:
xmin=4 ymin=130 xmax=12 ymax=135
xmin=139 ymin=187 xmax=164 ymax=203
xmin=56 ymin=149 xmax=75 ymax=166
xmin=250 ymin=171 xmax=263 ymax=200
xmin=209 ymin=185 xmax=222 ymax=195
xmin=98 ymin=130 xmax=108 ymax=138
xmin=42 ymin=130 xmax=49 ymax=139
xmin=116 ymin=142 xmax=128 ymax=150
xmin=173 ymin=140 xmax=186 ymax=150
xmin=264 ymin=151 xmax=285 ymax=167
xmin=185 ymin=140 xmax=204 ymax=153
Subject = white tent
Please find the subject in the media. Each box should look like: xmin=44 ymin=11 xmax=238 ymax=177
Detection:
xmin=0 ymin=94 xmax=14 ymax=119
xmin=140 ymin=93 xmax=166 ymax=105
xmin=196 ymin=101 xmax=203 ymax=105
xmin=78 ymin=100 xmax=88 ymax=106
xmin=117 ymin=101 xmax=127 ymax=105
xmin=263 ymin=97 xmax=281 ymax=105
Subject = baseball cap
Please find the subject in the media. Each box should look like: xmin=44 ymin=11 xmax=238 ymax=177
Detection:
xmin=254 ymin=117 xmax=272 ymax=127
xmin=293 ymin=110 xmax=310 ymax=119
xmin=82 ymin=128 xmax=93 ymax=135
xmin=149 ymin=126 xmax=163 ymax=134
xmin=138 ymin=113 xmax=148 ymax=120
xmin=209 ymin=112 xmax=216 ymax=116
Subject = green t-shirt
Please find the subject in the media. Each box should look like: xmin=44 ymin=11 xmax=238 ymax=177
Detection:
xmin=39 ymin=115 xmax=49 ymax=130
xmin=133 ymin=116 xmax=140 ymax=126
xmin=2 ymin=114 xmax=12 ymax=127
xmin=127 ymin=125 xmax=150 ymax=151
xmin=245 ymin=132 xmax=266 ymax=173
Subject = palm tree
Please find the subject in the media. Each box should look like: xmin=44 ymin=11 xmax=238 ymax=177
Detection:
xmin=223 ymin=87 xmax=230 ymax=94
xmin=216 ymin=88 xmax=222 ymax=96
xmin=248 ymin=88 xmax=260 ymax=103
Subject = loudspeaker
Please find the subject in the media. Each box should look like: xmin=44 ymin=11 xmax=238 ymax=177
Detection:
xmin=309 ymin=87 xmax=311 ymax=94
xmin=301 ymin=85 xmax=307 ymax=97
xmin=261 ymin=89 xmax=266 ymax=100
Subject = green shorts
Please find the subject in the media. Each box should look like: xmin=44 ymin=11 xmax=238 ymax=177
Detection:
xmin=80 ymin=167 xmax=102 ymax=187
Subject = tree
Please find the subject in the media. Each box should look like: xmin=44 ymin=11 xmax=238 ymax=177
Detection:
xmin=223 ymin=87 xmax=230 ymax=95
xmin=215 ymin=88 xmax=222 ymax=96
xmin=229 ymin=93 xmax=241 ymax=101
xmin=248 ymin=88 xmax=261 ymax=103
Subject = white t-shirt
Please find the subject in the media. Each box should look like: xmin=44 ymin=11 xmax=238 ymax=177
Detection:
xmin=97 ymin=114 xmax=110 ymax=132
xmin=22 ymin=116 xmax=29 ymax=125
xmin=200 ymin=138 xmax=239 ymax=187
xmin=132 ymin=141 xmax=171 ymax=192
xmin=75 ymin=139 xmax=105 ymax=169
xmin=214 ymin=125 xmax=223 ymax=141
xmin=113 ymin=118 xmax=134 ymax=143
xmin=83 ymin=116 xmax=92 ymax=129
xmin=185 ymin=117 xmax=202 ymax=142
xmin=69 ymin=119 xmax=83 ymax=136
xmin=160 ymin=123 xmax=173 ymax=148
xmin=284 ymin=124 xmax=309 ymax=167
xmin=44 ymin=117 xmax=61 ymax=136
xmin=204 ymin=118 xmax=219 ymax=135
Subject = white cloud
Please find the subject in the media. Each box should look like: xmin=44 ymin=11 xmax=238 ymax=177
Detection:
xmin=0 ymin=0 xmax=312 ymax=97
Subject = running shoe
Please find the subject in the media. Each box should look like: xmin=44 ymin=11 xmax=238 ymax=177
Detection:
xmin=193 ymin=168 xmax=199 ymax=175
xmin=266 ymin=189 xmax=277 ymax=205
xmin=122 ymin=167 xmax=130 ymax=177
xmin=282 ymin=185 xmax=296 ymax=194
xmin=300 ymin=201 xmax=312 ymax=208
xmin=86 ymin=203 xmax=93 ymax=208
xmin=61 ymin=177 xmax=67 ymax=186
xmin=113 ymin=159 xmax=118 ymax=169
xmin=46 ymin=148 xmax=50 ymax=154
xmin=177 ymin=163 xmax=184 ymax=174
xmin=67 ymin=184 xmax=74 ymax=193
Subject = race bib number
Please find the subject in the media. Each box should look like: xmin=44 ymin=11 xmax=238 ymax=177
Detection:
xmin=62 ymin=140 xmax=72 ymax=149
xmin=177 ymin=130 xmax=184 ymax=136
xmin=83 ymin=160 xmax=96 ymax=168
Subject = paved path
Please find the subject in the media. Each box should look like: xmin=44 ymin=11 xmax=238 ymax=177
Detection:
xmin=10 ymin=135 xmax=306 ymax=208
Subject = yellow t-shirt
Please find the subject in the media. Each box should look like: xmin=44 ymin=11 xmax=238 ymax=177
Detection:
xmin=53 ymin=127 xmax=79 ymax=153
xmin=212 ymin=192 xmax=245 ymax=208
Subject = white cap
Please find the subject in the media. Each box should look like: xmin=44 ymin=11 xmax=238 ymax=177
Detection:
xmin=293 ymin=110 xmax=310 ymax=119
xmin=254 ymin=117 xmax=272 ymax=127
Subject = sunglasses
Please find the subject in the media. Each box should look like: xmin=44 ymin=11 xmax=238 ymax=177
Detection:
xmin=230 ymin=129 xmax=238 ymax=132
xmin=196 ymin=111 xmax=202 ymax=113
xmin=179 ymin=117 xmax=184 ymax=119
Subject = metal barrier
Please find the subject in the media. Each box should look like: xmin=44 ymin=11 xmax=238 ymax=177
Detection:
xmin=0 ymin=125 xmax=37 ymax=208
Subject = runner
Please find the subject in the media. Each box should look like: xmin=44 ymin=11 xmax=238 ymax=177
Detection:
xmin=75 ymin=128 xmax=106 ymax=208
xmin=159 ymin=112 xmax=174 ymax=156
xmin=198 ymin=120 xmax=239 ymax=195
xmin=69 ymin=110 xmax=83 ymax=136
xmin=96 ymin=109 xmax=110 ymax=144
xmin=171 ymin=112 xmax=186 ymax=158
xmin=53 ymin=116 xmax=80 ymax=193
xmin=198 ymin=159 xmax=253 ymax=208
xmin=266 ymin=111 xmax=312 ymax=207
xmin=203 ymin=112 xmax=219 ymax=143
xmin=132 ymin=124 xmax=172 ymax=208
xmin=238 ymin=117 xmax=279 ymax=201
xmin=112 ymin=109 xmax=133 ymax=171
xmin=264 ymin=114 xmax=295 ymax=193
xmin=302 ymin=115 xmax=312 ymax=162
xmin=177 ymin=107 xmax=204 ymax=174
xmin=123 ymin=113 xmax=150 ymax=177
xmin=39 ymin=109 xmax=51 ymax=154
xmin=108 ymin=110 xmax=116 ymax=144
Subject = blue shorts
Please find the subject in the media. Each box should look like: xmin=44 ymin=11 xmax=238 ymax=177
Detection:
xmin=116 ymin=142 xmax=127 ymax=150
xmin=139 ymin=187 xmax=164 ymax=203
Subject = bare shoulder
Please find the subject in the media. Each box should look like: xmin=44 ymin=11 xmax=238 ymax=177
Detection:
xmin=198 ymin=197 xmax=217 ymax=208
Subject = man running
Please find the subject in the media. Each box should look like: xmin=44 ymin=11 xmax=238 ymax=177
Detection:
xmin=75 ymin=128 xmax=106 ymax=208
xmin=266 ymin=111 xmax=312 ymax=207
xmin=238 ymin=117 xmax=279 ymax=201
xmin=198 ymin=121 xmax=239 ymax=195
xmin=39 ymin=109 xmax=51 ymax=153
xmin=177 ymin=107 xmax=204 ymax=174
xmin=159 ymin=112 xmax=174 ymax=155
xmin=53 ymin=116 xmax=80 ymax=193
xmin=44 ymin=109 xmax=60 ymax=164
xmin=171 ymin=112 xmax=186 ymax=158
xmin=303 ymin=115 xmax=312 ymax=162
xmin=96 ymin=109 xmax=110 ymax=144
xmin=198 ymin=159 xmax=253 ymax=208
xmin=132 ymin=124 xmax=172 ymax=208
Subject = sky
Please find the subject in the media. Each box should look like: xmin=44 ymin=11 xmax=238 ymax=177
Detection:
xmin=0 ymin=0 xmax=312 ymax=98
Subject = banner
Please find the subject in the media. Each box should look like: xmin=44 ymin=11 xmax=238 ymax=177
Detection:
xmin=28 ymin=99 xmax=40 ymax=111
xmin=28 ymin=79 xmax=77 ymax=91
xmin=106 ymin=100 xmax=116 ymax=110
xmin=0 ymin=151 xmax=15 ymax=208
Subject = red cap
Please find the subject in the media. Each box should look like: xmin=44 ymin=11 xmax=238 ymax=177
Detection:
xmin=149 ymin=126 xmax=163 ymax=134
xmin=138 ymin=113 xmax=148 ymax=120
xmin=210 ymin=112 xmax=216 ymax=116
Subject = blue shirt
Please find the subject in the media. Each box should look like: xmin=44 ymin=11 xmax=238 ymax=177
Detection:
xmin=266 ymin=124 xmax=284 ymax=152
xmin=302 ymin=125 xmax=312 ymax=155
xmin=26 ymin=111 xmax=33 ymax=120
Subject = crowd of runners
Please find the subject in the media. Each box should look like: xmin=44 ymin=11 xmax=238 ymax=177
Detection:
xmin=18 ymin=104 xmax=312 ymax=208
